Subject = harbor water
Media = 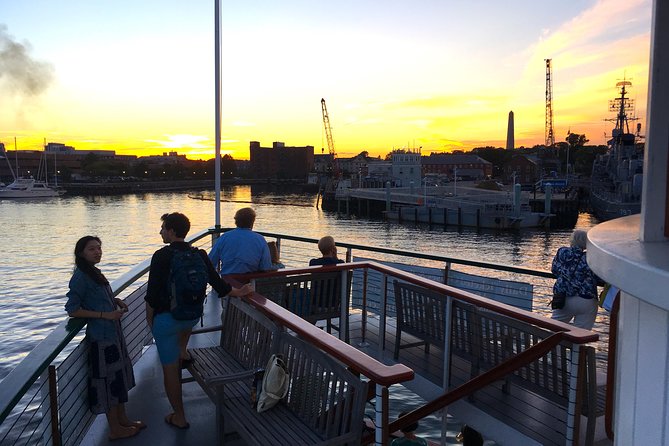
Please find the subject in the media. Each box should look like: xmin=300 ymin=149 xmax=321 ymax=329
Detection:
xmin=0 ymin=185 xmax=600 ymax=380
xmin=1 ymin=185 xmax=605 ymax=442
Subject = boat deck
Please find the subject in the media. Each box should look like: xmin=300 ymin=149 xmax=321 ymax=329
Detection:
xmin=81 ymin=295 xmax=611 ymax=446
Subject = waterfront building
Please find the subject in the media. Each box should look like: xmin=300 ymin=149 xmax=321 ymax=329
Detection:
xmin=391 ymin=149 xmax=421 ymax=187
xmin=249 ymin=141 xmax=314 ymax=179
xmin=366 ymin=158 xmax=392 ymax=185
xmin=336 ymin=152 xmax=373 ymax=177
xmin=421 ymin=153 xmax=492 ymax=180
xmin=313 ymin=153 xmax=334 ymax=174
xmin=0 ymin=143 xmax=211 ymax=183
xmin=502 ymin=154 xmax=541 ymax=184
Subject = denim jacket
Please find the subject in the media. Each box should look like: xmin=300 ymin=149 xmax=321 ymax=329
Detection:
xmin=65 ymin=268 xmax=118 ymax=342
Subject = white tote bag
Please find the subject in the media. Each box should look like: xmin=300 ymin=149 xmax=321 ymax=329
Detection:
xmin=257 ymin=354 xmax=289 ymax=413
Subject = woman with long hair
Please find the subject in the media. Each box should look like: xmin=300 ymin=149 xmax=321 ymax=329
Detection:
xmin=65 ymin=236 xmax=144 ymax=440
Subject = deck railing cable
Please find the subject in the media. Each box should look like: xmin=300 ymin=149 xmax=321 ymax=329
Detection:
xmin=1 ymin=227 xmax=599 ymax=446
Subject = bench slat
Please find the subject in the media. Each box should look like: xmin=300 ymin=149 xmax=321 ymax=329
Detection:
xmin=187 ymin=297 xmax=367 ymax=446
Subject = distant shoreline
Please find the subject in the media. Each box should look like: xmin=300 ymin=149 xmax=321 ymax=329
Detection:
xmin=60 ymin=178 xmax=309 ymax=195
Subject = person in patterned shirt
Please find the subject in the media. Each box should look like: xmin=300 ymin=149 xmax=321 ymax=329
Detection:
xmin=551 ymin=229 xmax=602 ymax=330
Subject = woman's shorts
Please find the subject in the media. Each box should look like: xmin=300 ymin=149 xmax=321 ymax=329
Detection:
xmin=152 ymin=312 xmax=198 ymax=365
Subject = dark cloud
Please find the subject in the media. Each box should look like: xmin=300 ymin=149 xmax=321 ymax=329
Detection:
xmin=0 ymin=24 xmax=54 ymax=96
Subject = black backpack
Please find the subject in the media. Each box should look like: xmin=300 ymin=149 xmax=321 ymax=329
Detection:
xmin=168 ymin=247 xmax=209 ymax=320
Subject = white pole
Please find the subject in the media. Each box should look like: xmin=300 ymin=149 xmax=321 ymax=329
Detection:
xmin=214 ymin=0 xmax=222 ymax=228
xmin=43 ymin=139 xmax=48 ymax=186
xmin=423 ymin=177 xmax=427 ymax=207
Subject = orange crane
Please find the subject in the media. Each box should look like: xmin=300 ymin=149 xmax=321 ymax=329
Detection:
xmin=321 ymin=98 xmax=339 ymax=178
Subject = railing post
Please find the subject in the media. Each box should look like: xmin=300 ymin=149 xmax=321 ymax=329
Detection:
xmin=442 ymin=295 xmax=453 ymax=390
xmin=361 ymin=268 xmax=368 ymax=345
xmin=565 ymin=344 xmax=581 ymax=446
xmin=375 ymin=384 xmax=390 ymax=446
xmin=379 ymin=274 xmax=388 ymax=355
xmin=340 ymin=269 xmax=348 ymax=342
xmin=48 ymin=365 xmax=61 ymax=446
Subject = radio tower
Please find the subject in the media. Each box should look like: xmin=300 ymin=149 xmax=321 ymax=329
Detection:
xmin=545 ymin=59 xmax=555 ymax=147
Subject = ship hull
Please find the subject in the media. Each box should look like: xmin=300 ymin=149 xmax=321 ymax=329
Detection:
xmin=590 ymin=190 xmax=641 ymax=221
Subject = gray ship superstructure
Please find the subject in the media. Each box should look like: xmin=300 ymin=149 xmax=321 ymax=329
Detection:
xmin=590 ymin=81 xmax=644 ymax=221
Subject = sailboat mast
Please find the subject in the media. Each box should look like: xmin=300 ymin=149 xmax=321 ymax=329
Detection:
xmin=5 ymin=138 xmax=17 ymax=180
xmin=10 ymin=138 xmax=18 ymax=179
xmin=43 ymin=138 xmax=49 ymax=186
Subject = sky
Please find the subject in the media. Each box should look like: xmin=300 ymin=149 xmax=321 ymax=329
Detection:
xmin=0 ymin=0 xmax=653 ymax=160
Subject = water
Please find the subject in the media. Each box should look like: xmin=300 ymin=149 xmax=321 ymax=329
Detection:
xmin=0 ymin=184 xmax=599 ymax=382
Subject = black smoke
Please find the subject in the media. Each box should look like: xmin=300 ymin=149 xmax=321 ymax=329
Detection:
xmin=0 ymin=25 xmax=54 ymax=96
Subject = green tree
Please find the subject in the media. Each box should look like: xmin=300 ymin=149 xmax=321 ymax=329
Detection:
xmin=566 ymin=133 xmax=589 ymax=149
xmin=221 ymin=154 xmax=237 ymax=178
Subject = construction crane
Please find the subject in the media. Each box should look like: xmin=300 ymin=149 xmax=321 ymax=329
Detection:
xmin=321 ymin=98 xmax=339 ymax=178
xmin=545 ymin=59 xmax=555 ymax=147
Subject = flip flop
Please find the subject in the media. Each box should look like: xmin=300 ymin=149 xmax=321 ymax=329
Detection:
xmin=124 ymin=420 xmax=147 ymax=430
xmin=165 ymin=413 xmax=190 ymax=430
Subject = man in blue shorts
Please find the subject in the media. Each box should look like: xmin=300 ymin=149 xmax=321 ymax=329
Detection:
xmin=145 ymin=212 xmax=252 ymax=430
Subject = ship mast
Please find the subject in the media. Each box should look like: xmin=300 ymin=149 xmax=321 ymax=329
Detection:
xmin=612 ymin=80 xmax=633 ymax=135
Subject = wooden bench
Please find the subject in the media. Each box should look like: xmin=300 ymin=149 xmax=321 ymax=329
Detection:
xmin=187 ymin=298 xmax=367 ymax=445
xmin=393 ymin=280 xmax=600 ymax=445
xmin=393 ymin=280 xmax=447 ymax=360
xmin=254 ymin=270 xmax=346 ymax=337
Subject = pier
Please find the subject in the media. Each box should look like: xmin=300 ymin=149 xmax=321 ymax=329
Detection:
xmin=321 ymin=182 xmax=579 ymax=229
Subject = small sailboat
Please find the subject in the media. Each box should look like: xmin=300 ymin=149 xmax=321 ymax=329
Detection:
xmin=0 ymin=139 xmax=65 ymax=198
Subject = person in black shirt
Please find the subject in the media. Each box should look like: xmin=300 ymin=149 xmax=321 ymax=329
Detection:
xmin=309 ymin=236 xmax=345 ymax=266
xmin=145 ymin=212 xmax=252 ymax=430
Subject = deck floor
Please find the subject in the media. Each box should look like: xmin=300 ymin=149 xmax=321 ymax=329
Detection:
xmin=84 ymin=298 xmax=611 ymax=446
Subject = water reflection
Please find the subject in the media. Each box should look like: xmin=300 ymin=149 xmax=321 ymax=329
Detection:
xmin=0 ymin=187 xmax=598 ymax=381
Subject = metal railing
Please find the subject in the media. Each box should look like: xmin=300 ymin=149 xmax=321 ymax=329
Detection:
xmin=0 ymin=227 xmax=598 ymax=446
xmin=0 ymin=230 xmax=212 ymax=446
xmin=237 ymin=259 xmax=598 ymax=445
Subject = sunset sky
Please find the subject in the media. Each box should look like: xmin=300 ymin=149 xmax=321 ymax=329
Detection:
xmin=0 ymin=0 xmax=653 ymax=160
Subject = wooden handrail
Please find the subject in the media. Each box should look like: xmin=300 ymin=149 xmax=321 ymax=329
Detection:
xmin=224 ymin=283 xmax=414 ymax=387
xmin=232 ymin=261 xmax=599 ymax=345
xmin=381 ymin=332 xmax=566 ymax=442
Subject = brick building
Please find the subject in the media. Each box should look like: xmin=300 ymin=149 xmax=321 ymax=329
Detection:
xmin=421 ymin=153 xmax=493 ymax=179
xmin=249 ymin=141 xmax=314 ymax=179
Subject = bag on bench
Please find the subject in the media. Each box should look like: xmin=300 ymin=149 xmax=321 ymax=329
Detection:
xmin=257 ymin=354 xmax=289 ymax=413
